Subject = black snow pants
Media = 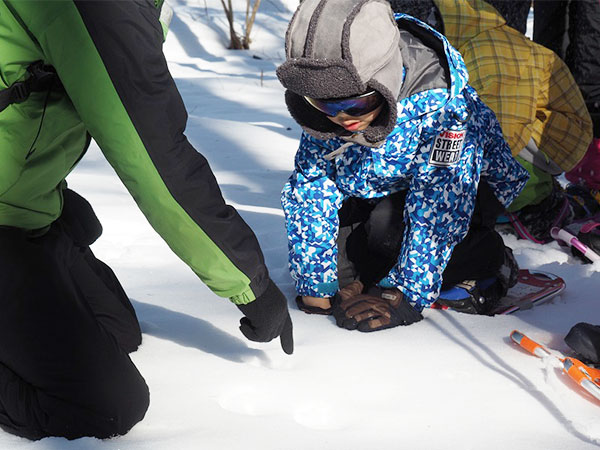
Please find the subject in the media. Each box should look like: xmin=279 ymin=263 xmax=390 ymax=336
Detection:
xmin=337 ymin=181 xmax=506 ymax=291
xmin=0 ymin=190 xmax=149 ymax=440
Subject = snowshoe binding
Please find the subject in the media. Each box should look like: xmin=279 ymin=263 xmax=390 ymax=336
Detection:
xmin=436 ymin=277 xmax=501 ymax=315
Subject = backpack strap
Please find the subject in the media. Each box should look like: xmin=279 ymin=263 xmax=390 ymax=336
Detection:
xmin=0 ymin=61 xmax=59 ymax=113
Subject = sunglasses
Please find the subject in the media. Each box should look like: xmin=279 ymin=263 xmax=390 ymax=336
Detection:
xmin=304 ymin=90 xmax=384 ymax=117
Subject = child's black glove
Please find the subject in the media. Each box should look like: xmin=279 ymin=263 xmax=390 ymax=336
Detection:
xmin=237 ymin=280 xmax=294 ymax=354
xmin=333 ymin=286 xmax=423 ymax=332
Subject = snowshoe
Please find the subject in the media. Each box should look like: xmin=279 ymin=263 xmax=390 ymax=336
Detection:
xmin=436 ymin=270 xmax=566 ymax=315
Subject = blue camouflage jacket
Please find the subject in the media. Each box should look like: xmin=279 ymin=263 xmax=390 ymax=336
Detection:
xmin=281 ymin=14 xmax=529 ymax=310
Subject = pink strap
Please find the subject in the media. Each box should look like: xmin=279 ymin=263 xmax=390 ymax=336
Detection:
xmin=507 ymin=212 xmax=550 ymax=244
xmin=580 ymin=222 xmax=600 ymax=234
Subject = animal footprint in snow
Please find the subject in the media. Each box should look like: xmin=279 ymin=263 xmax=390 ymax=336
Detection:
xmin=292 ymin=401 xmax=351 ymax=430
xmin=217 ymin=385 xmax=352 ymax=430
xmin=218 ymin=386 xmax=280 ymax=416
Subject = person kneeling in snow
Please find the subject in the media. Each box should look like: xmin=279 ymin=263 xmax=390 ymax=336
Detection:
xmin=391 ymin=0 xmax=594 ymax=243
xmin=277 ymin=0 xmax=529 ymax=332
xmin=0 ymin=0 xmax=292 ymax=441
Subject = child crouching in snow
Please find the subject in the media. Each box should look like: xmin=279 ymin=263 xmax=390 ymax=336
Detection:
xmin=276 ymin=0 xmax=529 ymax=331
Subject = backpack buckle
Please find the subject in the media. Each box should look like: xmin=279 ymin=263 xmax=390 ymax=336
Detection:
xmin=10 ymin=82 xmax=30 ymax=104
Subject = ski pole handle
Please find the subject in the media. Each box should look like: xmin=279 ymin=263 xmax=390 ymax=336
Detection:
xmin=510 ymin=330 xmax=551 ymax=358
xmin=550 ymin=227 xmax=600 ymax=262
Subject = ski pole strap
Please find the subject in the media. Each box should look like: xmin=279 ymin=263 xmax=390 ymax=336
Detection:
xmin=0 ymin=61 xmax=59 ymax=113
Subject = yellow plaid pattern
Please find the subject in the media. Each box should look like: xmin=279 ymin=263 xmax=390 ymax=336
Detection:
xmin=435 ymin=0 xmax=592 ymax=172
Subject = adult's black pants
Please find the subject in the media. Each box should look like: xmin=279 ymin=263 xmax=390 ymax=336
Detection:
xmin=0 ymin=190 xmax=149 ymax=440
xmin=532 ymin=0 xmax=600 ymax=136
xmin=337 ymin=181 xmax=506 ymax=290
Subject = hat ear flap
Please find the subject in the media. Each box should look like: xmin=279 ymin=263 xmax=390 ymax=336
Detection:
xmin=359 ymin=79 xmax=399 ymax=145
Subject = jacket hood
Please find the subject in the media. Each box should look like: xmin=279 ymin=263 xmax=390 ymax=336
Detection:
xmin=393 ymin=13 xmax=469 ymax=118
xmin=434 ymin=0 xmax=506 ymax=49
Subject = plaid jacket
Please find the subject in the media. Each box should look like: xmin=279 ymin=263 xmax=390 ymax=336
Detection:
xmin=435 ymin=0 xmax=592 ymax=172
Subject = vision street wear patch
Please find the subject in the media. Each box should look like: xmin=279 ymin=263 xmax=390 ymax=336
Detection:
xmin=429 ymin=129 xmax=466 ymax=167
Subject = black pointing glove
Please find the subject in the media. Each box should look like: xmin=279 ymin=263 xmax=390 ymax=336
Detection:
xmin=237 ymin=280 xmax=294 ymax=354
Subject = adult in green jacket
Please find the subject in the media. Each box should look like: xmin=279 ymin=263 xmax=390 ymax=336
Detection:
xmin=0 ymin=0 xmax=292 ymax=440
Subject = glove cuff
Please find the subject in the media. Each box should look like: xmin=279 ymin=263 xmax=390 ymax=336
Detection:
xmin=237 ymin=279 xmax=286 ymax=321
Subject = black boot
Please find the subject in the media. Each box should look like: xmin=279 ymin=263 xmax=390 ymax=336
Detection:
xmin=437 ymin=247 xmax=519 ymax=315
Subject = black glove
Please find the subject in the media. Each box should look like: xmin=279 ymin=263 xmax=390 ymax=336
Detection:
xmin=237 ymin=280 xmax=294 ymax=354
xmin=333 ymin=286 xmax=423 ymax=332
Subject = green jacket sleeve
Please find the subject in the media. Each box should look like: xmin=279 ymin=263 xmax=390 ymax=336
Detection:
xmin=12 ymin=0 xmax=269 ymax=303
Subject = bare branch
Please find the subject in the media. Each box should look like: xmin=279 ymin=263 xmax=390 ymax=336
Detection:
xmin=219 ymin=0 xmax=243 ymax=49
xmin=243 ymin=0 xmax=261 ymax=48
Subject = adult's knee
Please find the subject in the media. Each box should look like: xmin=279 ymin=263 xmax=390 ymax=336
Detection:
xmin=72 ymin=367 xmax=150 ymax=439
xmin=36 ymin=362 xmax=149 ymax=440
xmin=103 ymin=373 xmax=150 ymax=438
xmin=0 ymin=360 xmax=148 ymax=441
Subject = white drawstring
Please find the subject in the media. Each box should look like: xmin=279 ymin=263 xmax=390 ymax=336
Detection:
xmin=324 ymin=141 xmax=354 ymax=161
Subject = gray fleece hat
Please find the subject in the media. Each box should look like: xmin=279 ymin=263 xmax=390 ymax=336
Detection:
xmin=276 ymin=0 xmax=403 ymax=145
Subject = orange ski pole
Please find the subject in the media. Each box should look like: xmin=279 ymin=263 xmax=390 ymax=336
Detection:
xmin=510 ymin=330 xmax=551 ymax=358
xmin=563 ymin=357 xmax=600 ymax=401
xmin=510 ymin=330 xmax=600 ymax=402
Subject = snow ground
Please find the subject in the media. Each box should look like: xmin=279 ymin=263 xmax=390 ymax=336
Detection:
xmin=4 ymin=1 xmax=600 ymax=449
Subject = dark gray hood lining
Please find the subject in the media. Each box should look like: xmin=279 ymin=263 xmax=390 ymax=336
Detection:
xmin=397 ymin=18 xmax=450 ymax=98
xmin=277 ymin=58 xmax=364 ymax=99
xmin=397 ymin=29 xmax=448 ymax=98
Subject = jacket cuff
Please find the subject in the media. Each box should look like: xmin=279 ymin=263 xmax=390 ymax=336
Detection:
xmin=229 ymin=287 xmax=257 ymax=305
xmin=296 ymin=279 xmax=339 ymax=298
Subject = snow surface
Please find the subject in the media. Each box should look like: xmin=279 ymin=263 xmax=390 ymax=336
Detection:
xmin=4 ymin=1 xmax=600 ymax=449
